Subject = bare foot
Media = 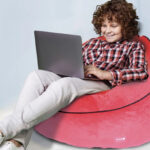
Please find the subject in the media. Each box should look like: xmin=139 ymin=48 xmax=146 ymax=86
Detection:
xmin=0 ymin=131 xmax=23 ymax=147
xmin=8 ymin=139 xmax=23 ymax=147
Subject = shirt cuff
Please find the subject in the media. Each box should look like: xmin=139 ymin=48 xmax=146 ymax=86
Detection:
xmin=108 ymin=70 xmax=123 ymax=86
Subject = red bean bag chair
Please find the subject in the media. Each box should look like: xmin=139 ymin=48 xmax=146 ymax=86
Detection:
xmin=34 ymin=36 xmax=150 ymax=149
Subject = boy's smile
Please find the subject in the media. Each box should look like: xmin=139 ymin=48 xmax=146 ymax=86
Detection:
xmin=101 ymin=19 xmax=122 ymax=43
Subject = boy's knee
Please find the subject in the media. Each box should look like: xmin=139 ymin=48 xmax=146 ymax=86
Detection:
xmin=27 ymin=69 xmax=49 ymax=82
xmin=27 ymin=70 xmax=38 ymax=80
xmin=25 ymin=70 xmax=43 ymax=87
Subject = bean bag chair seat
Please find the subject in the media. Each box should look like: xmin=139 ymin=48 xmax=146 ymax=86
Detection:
xmin=34 ymin=36 xmax=150 ymax=149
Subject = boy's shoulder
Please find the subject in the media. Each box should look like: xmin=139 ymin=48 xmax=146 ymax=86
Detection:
xmin=127 ymin=39 xmax=144 ymax=48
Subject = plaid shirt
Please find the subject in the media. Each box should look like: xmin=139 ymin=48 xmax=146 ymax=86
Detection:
xmin=82 ymin=37 xmax=149 ymax=86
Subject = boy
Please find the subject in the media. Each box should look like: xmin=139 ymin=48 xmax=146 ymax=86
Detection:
xmin=83 ymin=0 xmax=148 ymax=87
xmin=0 ymin=0 xmax=148 ymax=149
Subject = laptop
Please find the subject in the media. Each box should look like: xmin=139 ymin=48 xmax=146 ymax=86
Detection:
xmin=34 ymin=30 xmax=99 ymax=80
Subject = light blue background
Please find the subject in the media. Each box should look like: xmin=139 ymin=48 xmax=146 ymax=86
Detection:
xmin=0 ymin=0 xmax=150 ymax=107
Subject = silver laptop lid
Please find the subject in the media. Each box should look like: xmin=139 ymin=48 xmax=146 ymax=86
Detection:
xmin=34 ymin=31 xmax=84 ymax=78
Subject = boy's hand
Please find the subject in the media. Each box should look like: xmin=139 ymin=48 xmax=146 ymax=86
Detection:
xmin=84 ymin=65 xmax=113 ymax=80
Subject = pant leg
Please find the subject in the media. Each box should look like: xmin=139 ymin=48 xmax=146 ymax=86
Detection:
xmin=0 ymin=75 xmax=111 ymax=146
xmin=0 ymin=69 xmax=61 ymax=148
xmin=21 ymin=77 xmax=111 ymax=129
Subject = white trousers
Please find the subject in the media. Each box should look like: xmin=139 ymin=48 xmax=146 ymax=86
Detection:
xmin=0 ymin=69 xmax=111 ymax=149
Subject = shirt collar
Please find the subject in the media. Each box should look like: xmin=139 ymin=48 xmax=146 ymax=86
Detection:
xmin=103 ymin=38 xmax=126 ymax=45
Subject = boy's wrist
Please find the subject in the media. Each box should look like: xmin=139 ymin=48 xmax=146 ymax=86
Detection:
xmin=103 ymin=71 xmax=113 ymax=80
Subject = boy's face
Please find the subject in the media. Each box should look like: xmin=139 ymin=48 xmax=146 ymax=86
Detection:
xmin=101 ymin=18 xmax=122 ymax=43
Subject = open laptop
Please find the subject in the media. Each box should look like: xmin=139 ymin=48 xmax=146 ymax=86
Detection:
xmin=34 ymin=30 xmax=99 ymax=80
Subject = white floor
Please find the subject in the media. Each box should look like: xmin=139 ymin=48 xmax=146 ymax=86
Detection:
xmin=1 ymin=103 xmax=150 ymax=150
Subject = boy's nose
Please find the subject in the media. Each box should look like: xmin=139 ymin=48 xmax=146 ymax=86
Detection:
xmin=105 ymin=27 xmax=112 ymax=33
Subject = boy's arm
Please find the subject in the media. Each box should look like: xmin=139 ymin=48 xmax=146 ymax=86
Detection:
xmin=84 ymin=65 xmax=113 ymax=80
xmin=109 ymin=41 xmax=149 ymax=86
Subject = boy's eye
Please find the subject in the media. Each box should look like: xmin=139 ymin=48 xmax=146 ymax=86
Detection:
xmin=102 ymin=24 xmax=107 ymax=27
xmin=111 ymin=24 xmax=118 ymax=27
xmin=101 ymin=24 xmax=118 ymax=28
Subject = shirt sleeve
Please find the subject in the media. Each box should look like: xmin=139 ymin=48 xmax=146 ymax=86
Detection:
xmin=82 ymin=38 xmax=94 ymax=53
xmin=82 ymin=38 xmax=95 ymax=65
xmin=109 ymin=41 xmax=149 ymax=86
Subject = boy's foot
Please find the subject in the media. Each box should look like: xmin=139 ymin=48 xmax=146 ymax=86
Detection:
xmin=0 ymin=130 xmax=23 ymax=148
xmin=0 ymin=141 xmax=24 ymax=150
xmin=8 ymin=140 xmax=23 ymax=147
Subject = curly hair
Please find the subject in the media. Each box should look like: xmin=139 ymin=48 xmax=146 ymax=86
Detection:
xmin=92 ymin=0 xmax=139 ymax=40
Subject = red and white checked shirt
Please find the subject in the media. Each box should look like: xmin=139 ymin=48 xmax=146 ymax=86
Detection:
xmin=82 ymin=37 xmax=149 ymax=86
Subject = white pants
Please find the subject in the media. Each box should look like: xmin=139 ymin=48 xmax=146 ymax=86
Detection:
xmin=0 ymin=69 xmax=111 ymax=149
